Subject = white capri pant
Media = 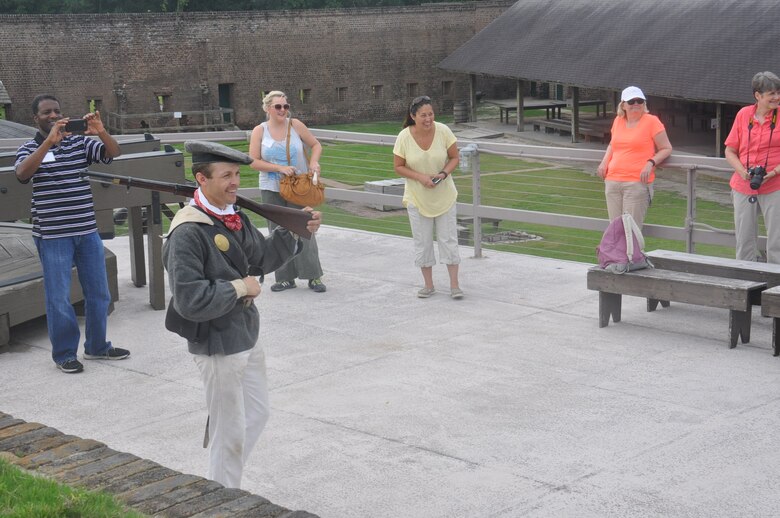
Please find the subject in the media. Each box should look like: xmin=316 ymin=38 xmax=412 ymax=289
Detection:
xmin=407 ymin=202 xmax=461 ymax=268
xmin=732 ymin=189 xmax=780 ymax=263
xmin=193 ymin=345 xmax=269 ymax=489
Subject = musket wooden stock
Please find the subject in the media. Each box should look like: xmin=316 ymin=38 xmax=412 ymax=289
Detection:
xmin=81 ymin=169 xmax=314 ymax=239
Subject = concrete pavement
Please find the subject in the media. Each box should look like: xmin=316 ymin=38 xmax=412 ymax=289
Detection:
xmin=3 ymin=226 xmax=780 ymax=517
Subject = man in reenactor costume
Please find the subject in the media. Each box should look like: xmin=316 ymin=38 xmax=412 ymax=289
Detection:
xmin=163 ymin=140 xmax=321 ymax=488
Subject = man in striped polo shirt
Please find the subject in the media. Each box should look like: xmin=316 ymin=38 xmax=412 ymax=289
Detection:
xmin=15 ymin=94 xmax=130 ymax=373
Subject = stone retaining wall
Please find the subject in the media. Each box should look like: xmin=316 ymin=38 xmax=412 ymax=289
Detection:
xmin=0 ymin=411 xmax=318 ymax=518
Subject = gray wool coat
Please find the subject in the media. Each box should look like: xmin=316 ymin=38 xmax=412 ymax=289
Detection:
xmin=163 ymin=206 xmax=299 ymax=356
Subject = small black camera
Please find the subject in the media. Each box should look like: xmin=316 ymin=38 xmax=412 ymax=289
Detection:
xmin=749 ymin=165 xmax=767 ymax=190
xmin=64 ymin=119 xmax=88 ymax=134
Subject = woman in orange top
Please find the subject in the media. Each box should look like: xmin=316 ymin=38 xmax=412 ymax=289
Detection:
xmin=597 ymin=86 xmax=672 ymax=227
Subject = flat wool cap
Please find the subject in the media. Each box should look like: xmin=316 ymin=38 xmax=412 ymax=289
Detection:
xmin=185 ymin=140 xmax=253 ymax=165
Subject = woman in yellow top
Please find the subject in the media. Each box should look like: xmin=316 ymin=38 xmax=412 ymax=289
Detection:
xmin=597 ymin=86 xmax=672 ymax=227
xmin=393 ymin=96 xmax=462 ymax=299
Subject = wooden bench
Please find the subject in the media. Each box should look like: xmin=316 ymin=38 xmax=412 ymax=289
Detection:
xmin=760 ymin=286 xmax=780 ymax=356
xmin=578 ymin=124 xmax=611 ymax=144
xmin=646 ymin=249 xmax=780 ymax=305
xmin=532 ymin=118 xmax=611 ymax=143
xmin=532 ymin=118 xmax=573 ymax=135
xmin=587 ymin=267 xmax=766 ymax=348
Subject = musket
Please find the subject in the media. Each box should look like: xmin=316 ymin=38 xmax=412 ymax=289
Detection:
xmin=81 ymin=169 xmax=314 ymax=239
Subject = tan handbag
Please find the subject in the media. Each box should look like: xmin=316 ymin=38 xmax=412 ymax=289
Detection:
xmin=279 ymin=119 xmax=325 ymax=207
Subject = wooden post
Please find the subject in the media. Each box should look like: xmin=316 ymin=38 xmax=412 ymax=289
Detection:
xmin=128 ymin=207 xmax=146 ymax=288
xmin=469 ymin=74 xmax=477 ymax=122
xmin=147 ymin=192 xmax=165 ymax=310
xmin=516 ymin=79 xmax=525 ymax=132
xmin=0 ymin=313 xmax=9 ymax=352
xmin=715 ymin=103 xmax=723 ymax=157
xmin=471 ymin=148 xmax=482 ymax=258
xmin=686 ymin=167 xmax=696 ymax=253
xmin=571 ymin=86 xmax=580 ymax=143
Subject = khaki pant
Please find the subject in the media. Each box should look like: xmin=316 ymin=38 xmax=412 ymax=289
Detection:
xmin=407 ymin=202 xmax=460 ymax=268
xmin=194 ymin=346 xmax=269 ymax=489
xmin=732 ymin=189 xmax=780 ymax=263
xmin=604 ymin=180 xmax=653 ymax=227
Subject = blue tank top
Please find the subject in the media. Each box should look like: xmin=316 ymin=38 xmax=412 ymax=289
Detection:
xmin=258 ymin=120 xmax=307 ymax=192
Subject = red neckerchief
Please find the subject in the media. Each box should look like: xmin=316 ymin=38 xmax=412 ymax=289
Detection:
xmin=193 ymin=190 xmax=243 ymax=232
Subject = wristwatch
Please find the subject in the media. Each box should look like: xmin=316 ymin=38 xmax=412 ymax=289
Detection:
xmin=647 ymin=158 xmax=656 ymax=167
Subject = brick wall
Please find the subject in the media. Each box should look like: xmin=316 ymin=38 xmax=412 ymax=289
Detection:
xmin=0 ymin=1 xmax=513 ymax=130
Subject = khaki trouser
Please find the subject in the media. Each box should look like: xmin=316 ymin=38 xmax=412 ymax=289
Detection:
xmin=732 ymin=189 xmax=780 ymax=263
xmin=406 ymin=202 xmax=461 ymax=268
xmin=604 ymin=180 xmax=653 ymax=227
xmin=194 ymin=345 xmax=269 ymax=489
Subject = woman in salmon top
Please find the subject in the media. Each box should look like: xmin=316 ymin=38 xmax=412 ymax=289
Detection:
xmin=724 ymin=71 xmax=780 ymax=263
xmin=597 ymin=86 xmax=673 ymax=227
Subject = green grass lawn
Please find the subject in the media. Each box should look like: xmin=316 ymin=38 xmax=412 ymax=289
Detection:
xmin=0 ymin=458 xmax=146 ymax=518
xmin=317 ymin=113 xmax=454 ymax=135
xmin=158 ymin=128 xmax=739 ymax=264
xmin=316 ymin=121 xmax=405 ymax=135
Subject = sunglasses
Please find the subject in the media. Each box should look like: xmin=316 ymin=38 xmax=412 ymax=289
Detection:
xmin=626 ymin=98 xmax=645 ymax=105
xmin=411 ymin=95 xmax=431 ymax=109
xmin=273 ymin=104 xmax=290 ymax=111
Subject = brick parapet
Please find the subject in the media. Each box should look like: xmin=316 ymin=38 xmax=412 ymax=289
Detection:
xmin=0 ymin=411 xmax=318 ymax=518
xmin=0 ymin=1 xmax=514 ymax=130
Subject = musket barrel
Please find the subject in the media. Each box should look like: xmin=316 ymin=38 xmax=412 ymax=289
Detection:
xmin=81 ymin=170 xmax=313 ymax=238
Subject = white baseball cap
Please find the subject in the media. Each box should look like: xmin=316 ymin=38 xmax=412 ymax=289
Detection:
xmin=621 ymin=86 xmax=646 ymax=102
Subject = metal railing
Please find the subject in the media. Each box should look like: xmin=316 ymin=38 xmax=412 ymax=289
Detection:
xmin=299 ymin=129 xmax=742 ymax=258
xmin=0 ymin=129 xmax=748 ymax=262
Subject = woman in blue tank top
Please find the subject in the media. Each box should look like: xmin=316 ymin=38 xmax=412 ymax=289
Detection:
xmin=249 ymin=90 xmax=327 ymax=293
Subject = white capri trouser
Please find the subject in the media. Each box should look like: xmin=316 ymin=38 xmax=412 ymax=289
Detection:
xmin=193 ymin=345 xmax=269 ymax=489
xmin=732 ymin=189 xmax=780 ymax=263
xmin=604 ymin=180 xmax=653 ymax=227
xmin=407 ymin=202 xmax=460 ymax=268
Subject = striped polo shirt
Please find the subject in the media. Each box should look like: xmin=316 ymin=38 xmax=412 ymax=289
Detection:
xmin=15 ymin=133 xmax=112 ymax=239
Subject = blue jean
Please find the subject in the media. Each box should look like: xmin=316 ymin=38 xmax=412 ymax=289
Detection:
xmin=34 ymin=232 xmax=112 ymax=364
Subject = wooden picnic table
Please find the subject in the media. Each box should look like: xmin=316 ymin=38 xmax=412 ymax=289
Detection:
xmin=488 ymin=98 xmax=608 ymax=124
xmin=567 ymin=99 xmax=608 ymax=118
xmin=487 ymin=99 xmax=567 ymax=123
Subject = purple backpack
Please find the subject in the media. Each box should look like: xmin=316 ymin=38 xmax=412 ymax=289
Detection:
xmin=596 ymin=213 xmax=652 ymax=273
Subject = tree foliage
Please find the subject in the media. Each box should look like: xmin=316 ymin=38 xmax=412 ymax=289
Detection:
xmin=0 ymin=0 xmax=472 ymax=14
